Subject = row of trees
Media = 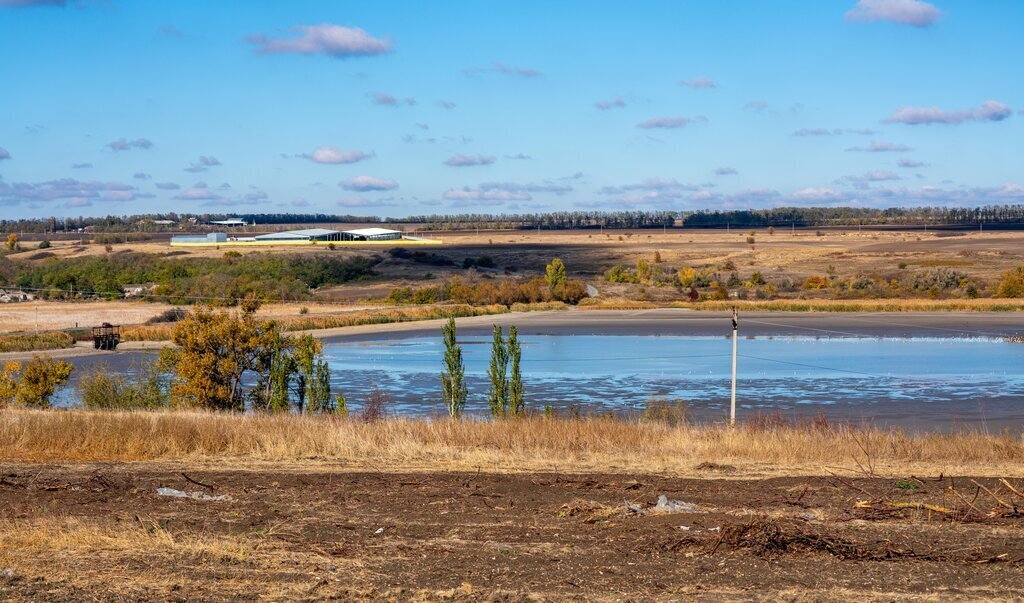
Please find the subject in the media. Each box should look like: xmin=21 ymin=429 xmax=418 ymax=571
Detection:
xmin=9 ymin=205 xmax=1024 ymax=235
xmin=9 ymin=252 xmax=379 ymax=304
xmin=441 ymin=318 xmax=525 ymax=418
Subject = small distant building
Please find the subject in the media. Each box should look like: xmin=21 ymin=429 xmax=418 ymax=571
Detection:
xmin=0 ymin=289 xmax=31 ymax=303
xmin=170 ymin=232 xmax=228 ymax=245
xmin=121 ymin=284 xmax=155 ymax=298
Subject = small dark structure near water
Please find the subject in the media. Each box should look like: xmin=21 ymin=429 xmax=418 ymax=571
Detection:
xmin=92 ymin=323 xmax=120 ymax=350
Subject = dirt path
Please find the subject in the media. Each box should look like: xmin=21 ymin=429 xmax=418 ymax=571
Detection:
xmin=1 ymin=463 xmax=1022 ymax=600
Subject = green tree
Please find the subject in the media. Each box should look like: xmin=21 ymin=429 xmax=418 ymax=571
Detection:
xmin=486 ymin=325 xmax=509 ymax=416
xmin=440 ymin=317 xmax=467 ymax=418
xmin=545 ymin=258 xmax=567 ymax=290
xmin=507 ymin=326 xmax=524 ymax=416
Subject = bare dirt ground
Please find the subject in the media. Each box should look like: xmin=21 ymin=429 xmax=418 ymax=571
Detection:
xmin=1 ymin=462 xmax=1022 ymax=601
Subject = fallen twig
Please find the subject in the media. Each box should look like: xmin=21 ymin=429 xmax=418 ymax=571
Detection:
xmin=181 ymin=472 xmax=216 ymax=490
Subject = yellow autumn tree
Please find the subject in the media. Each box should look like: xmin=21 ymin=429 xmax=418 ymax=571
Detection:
xmin=169 ymin=302 xmax=280 ymax=410
xmin=0 ymin=356 xmax=74 ymax=408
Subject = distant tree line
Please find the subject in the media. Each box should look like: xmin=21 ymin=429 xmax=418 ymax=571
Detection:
xmin=6 ymin=205 xmax=1024 ymax=234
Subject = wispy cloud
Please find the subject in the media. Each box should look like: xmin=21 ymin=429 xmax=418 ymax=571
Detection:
xmin=846 ymin=140 xmax=912 ymax=152
xmin=636 ymin=116 xmax=705 ymax=129
xmin=714 ymin=167 xmax=739 ymax=176
xmin=463 ymin=61 xmax=541 ymax=78
xmin=184 ymin=155 xmax=221 ymax=173
xmin=71 ymin=163 xmax=92 ymax=169
xmin=107 ymin=137 xmax=153 ymax=152
xmin=370 ymin=91 xmax=416 ymax=106
xmin=792 ymin=128 xmax=876 ymax=137
xmin=594 ymin=96 xmax=626 ymax=110
xmin=0 ymin=147 xmax=10 ymax=160
xmin=744 ymin=101 xmax=769 ymax=111
xmin=154 ymin=182 xmax=180 ymax=190
xmin=302 ymin=146 xmax=373 ymax=165
xmin=443 ymin=181 xmax=572 ymax=204
xmin=246 ymin=24 xmax=393 ymax=58
xmin=0 ymin=177 xmax=150 ymax=205
xmin=883 ymin=100 xmax=1013 ymax=125
xmin=340 ymin=175 xmax=399 ymax=192
xmin=0 ymin=0 xmax=66 ymax=7
xmin=679 ymin=76 xmax=716 ymax=89
xmin=133 ymin=172 xmax=151 ymax=180
xmin=504 ymin=153 xmax=532 ymax=160
xmin=845 ymin=0 xmax=941 ymax=27
xmin=338 ymin=196 xmax=397 ymax=208
xmin=436 ymin=100 xmax=457 ymax=110
xmin=842 ymin=170 xmax=902 ymax=187
xmin=444 ymin=153 xmax=496 ymax=167
xmin=898 ymin=158 xmax=927 ymax=168
xmin=790 ymin=187 xmax=846 ymax=202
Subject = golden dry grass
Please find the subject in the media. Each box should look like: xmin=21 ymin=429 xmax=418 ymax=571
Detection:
xmin=2 ymin=409 xmax=1021 ymax=476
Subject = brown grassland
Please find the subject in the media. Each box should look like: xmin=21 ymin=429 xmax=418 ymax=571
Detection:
xmin=2 ymin=410 xmax=1024 ymax=600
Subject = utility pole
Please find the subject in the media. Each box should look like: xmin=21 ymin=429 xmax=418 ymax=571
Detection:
xmin=730 ymin=307 xmax=738 ymax=425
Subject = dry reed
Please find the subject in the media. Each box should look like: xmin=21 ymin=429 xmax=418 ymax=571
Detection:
xmin=2 ymin=409 xmax=1020 ymax=475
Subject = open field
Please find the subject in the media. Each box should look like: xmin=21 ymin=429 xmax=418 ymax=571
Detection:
xmin=1 ymin=410 xmax=1024 ymax=600
xmin=9 ymin=227 xmax=1024 ymax=289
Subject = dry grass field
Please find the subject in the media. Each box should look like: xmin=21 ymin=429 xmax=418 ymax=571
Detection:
xmin=2 ymin=410 xmax=1024 ymax=600
xmin=5 ymin=227 xmax=1024 ymax=338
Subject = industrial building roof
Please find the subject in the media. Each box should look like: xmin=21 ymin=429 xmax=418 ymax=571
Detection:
xmin=343 ymin=228 xmax=400 ymax=236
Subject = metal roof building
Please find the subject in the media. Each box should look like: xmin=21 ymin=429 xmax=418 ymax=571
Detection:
xmin=252 ymin=227 xmax=402 ymax=242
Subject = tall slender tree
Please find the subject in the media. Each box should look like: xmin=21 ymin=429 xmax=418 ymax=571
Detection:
xmin=486 ymin=325 xmax=509 ymax=416
xmin=507 ymin=326 xmax=524 ymax=416
xmin=440 ymin=317 xmax=467 ymax=418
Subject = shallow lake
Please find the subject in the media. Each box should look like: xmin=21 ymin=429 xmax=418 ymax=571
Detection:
xmin=59 ymin=333 xmax=1024 ymax=431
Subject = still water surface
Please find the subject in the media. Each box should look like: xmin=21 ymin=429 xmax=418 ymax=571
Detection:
xmin=61 ymin=334 xmax=1024 ymax=430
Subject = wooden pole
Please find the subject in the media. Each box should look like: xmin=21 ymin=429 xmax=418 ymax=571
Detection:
xmin=730 ymin=307 xmax=738 ymax=425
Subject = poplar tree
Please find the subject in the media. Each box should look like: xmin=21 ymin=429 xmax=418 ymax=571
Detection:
xmin=507 ymin=326 xmax=524 ymax=416
xmin=440 ymin=317 xmax=467 ymax=418
xmin=486 ymin=325 xmax=508 ymax=416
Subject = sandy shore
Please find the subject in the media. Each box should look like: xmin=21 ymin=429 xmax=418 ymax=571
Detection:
xmin=319 ymin=308 xmax=1024 ymax=341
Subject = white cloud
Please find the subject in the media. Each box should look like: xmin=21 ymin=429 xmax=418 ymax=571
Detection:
xmin=463 ymin=62 xmax=541 ymax=77
xmin=846 ymin=141 xmax=912 ymax=152
xmin=594 ymin=96 xmax=625 ymax=110
xmin=304 ymin=146 xmax=373 ymax=165
xmin=107 ymin=138 xmax=153 ymax=152
xmin=444 ymin=153 xmax=495 ymax=167
xmin=844 ymin=0 xmax=941 ymax=27
xmin=679 ymin=76 xmax=716 ymax=89
xmin=636 ymin=116 xmax=705 ymax=129
xmin=184 ymin=155 xmax=221 ymax=173
xmin=247 ymin=24 xmax=393 ymax=58
xmin=340 ymin=175 xmax=399 ymax=192
xmin=883 ymin=100 xmax=1013 ymax=125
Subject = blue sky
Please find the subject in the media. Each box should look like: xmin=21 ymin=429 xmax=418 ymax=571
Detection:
xmin=0 ymin=0 xmax=1021 ymax=218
